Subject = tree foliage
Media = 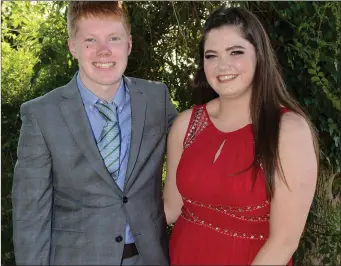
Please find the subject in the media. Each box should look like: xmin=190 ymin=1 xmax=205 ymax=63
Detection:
xmin=244 ymin=1 xmax=340 ymax=170
xmin=1 ymin=1 xmax=340 ymax=265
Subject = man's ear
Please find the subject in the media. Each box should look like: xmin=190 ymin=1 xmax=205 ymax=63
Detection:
xmin=68 ymin=38 xmax=78 ymax=59
xmin=127 ymin=35 xmax=132 ymax=56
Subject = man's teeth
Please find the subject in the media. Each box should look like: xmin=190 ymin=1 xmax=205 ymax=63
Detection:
xmin=218 ymin=74 xmax=238 ymax=81
xmin=93 ymin=62 xmax=115 ymax=68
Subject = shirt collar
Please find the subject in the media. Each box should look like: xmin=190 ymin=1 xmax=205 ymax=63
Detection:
xmin=76 ymin=72 xmax=128 ymax=110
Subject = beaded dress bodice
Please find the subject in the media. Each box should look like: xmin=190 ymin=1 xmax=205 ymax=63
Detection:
xmin=176 ymin=104 xmax=270 ymax=240
xmin=169 ymin=104 xmax=292 ymax=265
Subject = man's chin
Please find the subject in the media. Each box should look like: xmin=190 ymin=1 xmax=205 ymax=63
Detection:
xmin=99 ymin=80 xmax=121 ymax=86
xmin=94 ymin=79 xmax=122 ymax=90
xmin=92 ymin=74 xmax=121 ymax=85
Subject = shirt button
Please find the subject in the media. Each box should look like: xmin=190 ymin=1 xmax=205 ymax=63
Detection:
xmin=115 ymin=236 xmax=123 ymax=243
xmin=123 ymin=196 xmax=128 ymax=203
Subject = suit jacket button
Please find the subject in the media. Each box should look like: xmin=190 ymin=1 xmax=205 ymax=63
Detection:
xmin=123 ymin=196 xmax=128 ymax=203
xmin=115 ymin=236 xmax=123 ymax=243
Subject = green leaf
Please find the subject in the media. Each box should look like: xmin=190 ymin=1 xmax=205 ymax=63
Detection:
xmin=321 ymin=77 xmax=329 ymax=86
xmin=318 ymin=72 xmax=325 ymax=78
xmin=307 ymin=60 xmax=317 ymax=68
xmin=308 ymin=68 xmax=316 ymax=75
xmin=311 ymin=76 xmax=320 ymax=82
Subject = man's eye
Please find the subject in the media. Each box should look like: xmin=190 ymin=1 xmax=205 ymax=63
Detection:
xmin=85 ymin=38 xmax=95 ymax=42
xmin=109 ymin=37 xmax=120 ymax=41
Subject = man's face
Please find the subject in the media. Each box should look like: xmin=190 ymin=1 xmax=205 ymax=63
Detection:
xmin=68 ymin=16 xmax=132 ymax=93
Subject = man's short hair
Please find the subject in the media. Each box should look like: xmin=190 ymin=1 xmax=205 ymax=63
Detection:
xmin=67 ymin=1 xmax=131 ymax=38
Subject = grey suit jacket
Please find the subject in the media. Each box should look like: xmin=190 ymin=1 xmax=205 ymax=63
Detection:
xmin=12 ymin=75 xmax=178 ymax=265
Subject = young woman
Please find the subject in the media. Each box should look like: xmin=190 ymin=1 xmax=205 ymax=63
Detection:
xmin=163 ymin=7 xmax=318 ymax=265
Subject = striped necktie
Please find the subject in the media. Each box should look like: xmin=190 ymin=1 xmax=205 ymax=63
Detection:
xmin=95 ymin=102 xmax=120 ymax=180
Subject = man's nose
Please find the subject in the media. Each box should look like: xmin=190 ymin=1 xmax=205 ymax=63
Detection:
xmin=96 ymin=42 xmax=112 ymax=56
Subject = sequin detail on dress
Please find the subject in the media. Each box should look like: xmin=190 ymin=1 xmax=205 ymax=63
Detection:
xmin=182 ymin=196 xmax=270 ymax=222
xmin=184 ymin=105 xmax=209 ymax=149
xmin=180 ymin=208 xmax=266 ymax=240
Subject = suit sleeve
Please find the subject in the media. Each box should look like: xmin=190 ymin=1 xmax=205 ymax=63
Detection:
xmin=12 ymin=103 xmax=53 ymax=265
xmin=164 ymin=84 xmax=178 ymax=133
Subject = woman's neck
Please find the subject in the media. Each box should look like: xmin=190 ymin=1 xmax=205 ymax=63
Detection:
xmin=208 ymin=93 xmax=251 ymax=132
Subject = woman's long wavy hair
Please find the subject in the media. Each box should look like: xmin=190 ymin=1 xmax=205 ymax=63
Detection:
xmin=192 ymin=7 xmax=319 ymax=198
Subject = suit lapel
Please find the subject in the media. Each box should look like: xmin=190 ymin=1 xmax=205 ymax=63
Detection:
xmin=124 ymin=77 xmax=146 ymax=190
xmin=59 ymin=76 xmax=122 ymax=195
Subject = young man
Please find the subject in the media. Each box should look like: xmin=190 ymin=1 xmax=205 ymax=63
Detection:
xmin=12 ymin=2 xmax=177 ymax=265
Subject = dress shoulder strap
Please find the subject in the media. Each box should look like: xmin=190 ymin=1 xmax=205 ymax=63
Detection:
xmin=183 ymin=104 xmax=209 ymax=149
xmin=280 ymin=106 xmax=290 ymax=114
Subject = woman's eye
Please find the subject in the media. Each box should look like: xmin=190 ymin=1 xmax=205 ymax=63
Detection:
xmin=85 ymin=38 xmax=95 ymax=42
xmin=231 ymin=50 xmax=244 ymax=55
xmin=110 ymin=37 xmax=120 ymax=41
xmin=204 ymin=54 xmax=216 ymax=59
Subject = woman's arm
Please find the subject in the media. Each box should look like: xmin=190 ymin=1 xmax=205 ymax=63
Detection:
xmin=251 ymin=112 xmax=318 ymax=265
xmin=163 ymin=109 xmax=192 ymax=225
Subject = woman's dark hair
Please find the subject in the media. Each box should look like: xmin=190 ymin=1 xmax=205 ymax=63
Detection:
xmin=192 ymin=7 xmax=319 ymax=198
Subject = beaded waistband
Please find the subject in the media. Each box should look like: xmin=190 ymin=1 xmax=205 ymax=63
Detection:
xmin=180 ymin=207 xmax=267 ymax=240
xmin=182 ymin=196 xmax=270 ymax=222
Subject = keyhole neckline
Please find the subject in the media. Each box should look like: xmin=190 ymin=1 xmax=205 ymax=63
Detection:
xmin=203 ymin=104 xmax=252 ymax=135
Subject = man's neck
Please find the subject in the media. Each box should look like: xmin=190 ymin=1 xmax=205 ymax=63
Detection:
xmin=79 ymin=73 xmax=122 ymax=103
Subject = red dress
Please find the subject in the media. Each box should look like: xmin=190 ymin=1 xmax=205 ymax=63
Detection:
xmin=169 ymin=104 xmax=292 ymax=265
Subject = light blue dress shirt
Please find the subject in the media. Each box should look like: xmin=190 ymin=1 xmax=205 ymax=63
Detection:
xmin=77 ymin=73 xmax=134 ymax=244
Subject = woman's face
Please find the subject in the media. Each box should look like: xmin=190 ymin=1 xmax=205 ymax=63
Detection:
xmin=203 ymin=25 xmax=257 ymax=100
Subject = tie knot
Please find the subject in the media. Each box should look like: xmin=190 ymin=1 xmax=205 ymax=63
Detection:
xmin=95 ymin=102 xmax=117 ymax=122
